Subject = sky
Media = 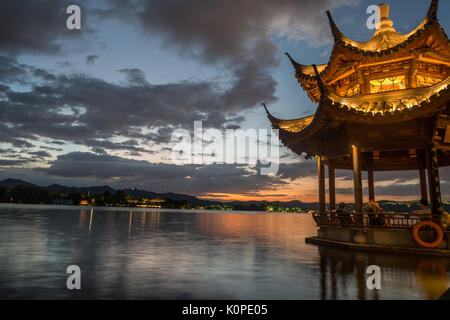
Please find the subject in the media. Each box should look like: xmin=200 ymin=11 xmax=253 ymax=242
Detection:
xmin=0 ymin=0 xmax=449 ymax=203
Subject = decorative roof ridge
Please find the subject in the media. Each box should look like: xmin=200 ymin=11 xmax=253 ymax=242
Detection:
xmin=333 ymin=19 xmax=443 ymax=56
xmin=428 ymin=0 xmax=439 ymax=23
xmin=262 ymin=103 xmax=279 ymax=124
xmin=262 ymin=103 xmax=315 ymax=125
xmin=326 ymin=10 xmax=345 ymax=43
xmin=326 ymin=0 xmax=443 ymax=56
xmin=285 ymin=52 xmax=327 ymax=80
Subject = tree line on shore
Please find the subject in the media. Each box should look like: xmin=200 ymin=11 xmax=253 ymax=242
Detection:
xmin=2 ymin=179 xmax=449 ymax=213
xmin=0 ymin=183 xmax=291 ymax=212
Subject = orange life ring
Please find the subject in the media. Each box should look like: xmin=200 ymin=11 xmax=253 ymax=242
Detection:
xmin=412 ymin=221 xmax=444 ymax=248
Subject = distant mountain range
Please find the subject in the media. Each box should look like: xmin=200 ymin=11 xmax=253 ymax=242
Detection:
xmin=0 ymin=178 xmax=310 ymax=208
xmin=0 ymin=178 xmax=443 ymax=213
xmin=0 ymin=178 xmax=212 ymax=205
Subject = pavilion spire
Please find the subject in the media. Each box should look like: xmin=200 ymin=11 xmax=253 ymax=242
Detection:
xmin=373 ymin=4 xmax=396 ymax=36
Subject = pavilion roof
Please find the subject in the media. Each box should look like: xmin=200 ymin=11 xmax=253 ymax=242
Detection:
xmin=265 ymin=0 xmax=450 ymax=159
xmin=288 ymin=0 xmax=449 ymax=103
xmin=265 ymin=75 xmax=450 ymax=158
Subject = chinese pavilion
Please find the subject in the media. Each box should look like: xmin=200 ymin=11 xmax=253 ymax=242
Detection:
xmin=264 ymin=1 xmax=450 ymax=252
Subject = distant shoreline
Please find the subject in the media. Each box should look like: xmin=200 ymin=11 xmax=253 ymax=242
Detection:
xmin=0 ymin=203 xmax=308 ymax=215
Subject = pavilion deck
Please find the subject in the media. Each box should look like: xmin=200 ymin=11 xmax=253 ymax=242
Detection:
xmin=308 ymin=212 xmax=450 ymax=255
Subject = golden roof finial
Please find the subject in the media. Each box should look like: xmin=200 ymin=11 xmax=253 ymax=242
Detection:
xmin=374 ymin=3 xmax=396 ymax=36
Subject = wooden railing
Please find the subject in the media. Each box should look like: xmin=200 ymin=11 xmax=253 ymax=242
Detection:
xmin=312 ymin=212 xmax=449 ymax=230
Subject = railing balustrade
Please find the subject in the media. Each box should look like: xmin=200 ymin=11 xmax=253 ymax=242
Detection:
xmin=312 ymin=212 xmax=449 ymax=230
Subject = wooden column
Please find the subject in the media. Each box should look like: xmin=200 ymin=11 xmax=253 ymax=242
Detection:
xmin=409 ymin=57 xmax=418 ymax=89
xmin=329 ymin=165 xmax=336 ymax=211
xmin=368 ymin=169 xmax=375 ymax=201
xmin=425 ymin=144 xmax=442 ymax=215
xmin=352 ymin=146 xmax=363 ymax=212
xmin=318 ymin=156 xmax=326 ymax=213
xmin=419 ymin=165 xmax=428 ymax=202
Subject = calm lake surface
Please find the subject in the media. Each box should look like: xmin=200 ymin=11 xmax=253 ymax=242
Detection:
xmin=0 ymin=204 xmax=448 ymax=300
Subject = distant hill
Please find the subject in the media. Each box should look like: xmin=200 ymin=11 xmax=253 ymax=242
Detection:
xmin=122 ymin=189 xmax=215 ymax=205
xmin=0 ymin=178 xmax=210 ymax=204
xmin=45 ymin=184 xmax=115 ymax=195
xmin=121 ymin=188 xmax=157 ymax=199
xmin=0 ymin=178 xmax=35 ymax=188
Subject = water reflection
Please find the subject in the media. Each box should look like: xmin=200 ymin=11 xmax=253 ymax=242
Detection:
xmin=317 ymin=246 xmax=449 ymax=300
xmin=0 ymin=205 xmax=448 ymax=299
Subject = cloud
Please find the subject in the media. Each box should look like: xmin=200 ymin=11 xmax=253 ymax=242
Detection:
xmin=35 ymin=151 xmax=287 ymax=195
xmin=95 ymin=0 xmax=358 ymax=113
xmin=118 ymin=68 xmax=148 ymax=86
xmin=10 ymin=139 xmax=35 ymax=149
xmin=277 ymin=160 xmax=318 ymax=180
xmin=86 ymin=55 xmax=100 ymax=65
xmin=74 ymin=138 xmax=152 ymax=153
xmin=0 ymin=56 xmax=248 ymax=149
xmin=40 ymin=146 xmax=63 ymax=152
xmin=0 ymin=159 xmax=29 ymax=166
xmin=0 ymin=0 xmax=359 ymax=154
xmin=28 ymin=151 xmax=52 ymax=159
xmin=4 ymin=0 xmax=437 ymax=201
xmin=0 ymin=0 xmax=82 ymax=55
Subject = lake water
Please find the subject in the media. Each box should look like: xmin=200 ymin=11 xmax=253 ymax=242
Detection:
xmin=0 ymin=204 xmax=448 ymax=300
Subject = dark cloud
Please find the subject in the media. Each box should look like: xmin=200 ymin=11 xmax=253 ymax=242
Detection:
xmin=277 ymin=160 xmax=318 ymax=180
xmin=86 ymin=55 xmax=100 ymax=65
xmin=95 ymin=0 xmax=358 ymax=113
xmin=40 ymin=145 xmax=63 ymax=152
xmin=49 ymin=140 xmax=66 ymax=145
xmin=75 ymin=138 xmax=151 ymax=153
xmin=91 ymin=147 xmax=107 ymax=155
xmin=0 ymin=159 xmax=29 ymax=166
xmin=36 ymin=151 xmax=287 ymax=195
xmin=118 ymin=68 xmax=148 ymax=86
xmin=28 ymin=151 xmax=52 ymax=159
xmin=0 ymin=0 xmax=82 ymax=55
xmin=0 ymin=56 xmax=255 ymax=148
xmin=0 ymin=0 xmax=358 ymax=153
xmin=0 ymin=56 xmax=27 ymax=83
xmin=121 ymin=0 xmax=357 ymax=59
xmin=10 ymin=139 xmax=35 ymax=149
